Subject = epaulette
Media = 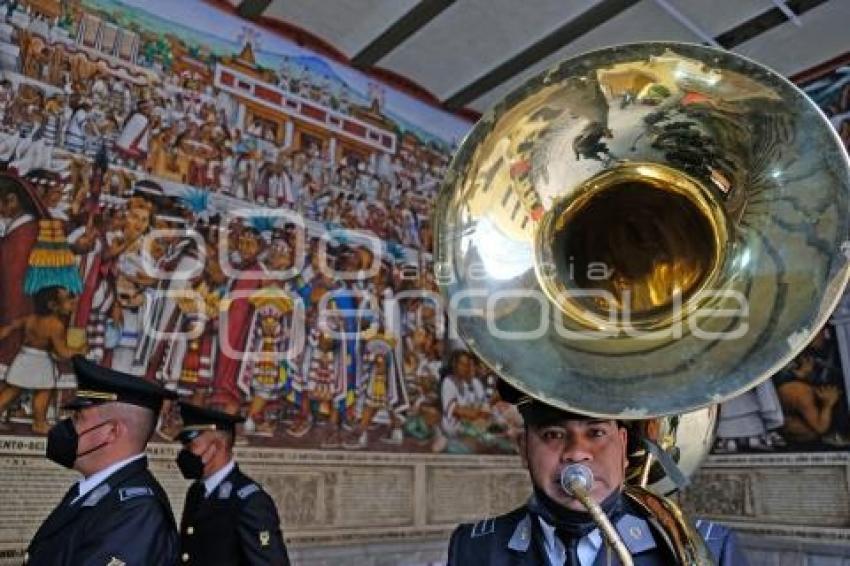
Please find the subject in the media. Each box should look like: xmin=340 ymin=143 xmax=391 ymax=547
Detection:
xmin=615 ymin=514 xmax=657 ymax=554
xmin=118 ymin=487 xmax=154 ymax=502
xmin=470 ymin=517 xmax=496 ymax=538
xmin=694 ymin=519 xmax=720 ymax=542
xmin=237 ymin=483 xmax=260 ymax=499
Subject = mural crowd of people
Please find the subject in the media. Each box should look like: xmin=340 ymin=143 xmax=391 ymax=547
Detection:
xmin=0 ymin=0 xmax=523 ymax=453
xmin=0 ymin=0 xmax=846 ymax=454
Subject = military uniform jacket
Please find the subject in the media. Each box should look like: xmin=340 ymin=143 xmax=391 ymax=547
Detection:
xmin=447 ymin=503 xmax=749 ymax=566
xmin=25 ymin=457 xmax=179 ymax=566
xmin=179 ymin=464 xmax=290 ymax=566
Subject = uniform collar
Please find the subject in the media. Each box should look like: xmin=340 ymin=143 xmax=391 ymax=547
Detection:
xmin=507 ymin=513 xmax=533 ymax=552
xmin=74 ymin=453 xmax=145 ymax=504
xmin=203 ymin=459 xmax=235 ymax=497
xmin=509 ymin=509 xmax=657 ymax=558
xmin=536 ymin=515 xmax=602 ymax=556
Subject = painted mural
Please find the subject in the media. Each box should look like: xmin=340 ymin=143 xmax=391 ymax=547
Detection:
xmin=711 ymin=55 xmax=850 ymax=454
xmin=0 ymin=0 xmax=847 ymax=457
xmin=0 ymin=0 xmax=527 ymax=454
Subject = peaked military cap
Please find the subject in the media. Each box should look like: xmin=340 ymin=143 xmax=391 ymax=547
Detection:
xmin=497 ymin=379 xmax=623 ymax=427
xmin=64 ymin=356 xmax=177 ymax=412
xmin=177 ymin=402 xmax=245 ymax=443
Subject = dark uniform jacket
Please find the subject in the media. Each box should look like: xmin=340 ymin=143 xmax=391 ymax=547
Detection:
xmin=25 ymin=457 xmax=178 ymax=566
xmin=179 ymin=464 xmax=289 ymax=566
xmin=447 ymin=502 xmax=749 ymax=565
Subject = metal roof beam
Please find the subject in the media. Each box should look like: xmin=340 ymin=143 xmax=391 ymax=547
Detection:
xmin=442 ymin=0 xmax=640 ymax=111
xmin=352 ymin=0 xmax=456 ymax=69
xmin=237 ymin=0 xmax=273 ymax=20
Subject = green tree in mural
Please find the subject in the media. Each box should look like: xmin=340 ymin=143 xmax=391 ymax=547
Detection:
xmin=141 ymin=37 xmax=174 ymax=70
xmin=57 ymin=13 xmax=74 ymax=32
xmin=57 ymin=2 xmax=79 ymax=33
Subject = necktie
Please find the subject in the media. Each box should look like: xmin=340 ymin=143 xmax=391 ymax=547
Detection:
xmin=64 ymin=483 xmax=82 ymax=507
xmin=555 ymin=529 xmax=582 ymax=566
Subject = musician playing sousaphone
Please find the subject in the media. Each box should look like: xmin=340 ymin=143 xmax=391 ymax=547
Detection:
xmin=436 ymin=42 xmax=850 ymax=566
xmin=448 ymin=380 xmax=746 ymax=565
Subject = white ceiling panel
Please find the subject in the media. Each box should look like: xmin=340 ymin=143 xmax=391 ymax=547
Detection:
xmin=465 ymin=0 xmax=844 ymax=113
xmin=254 ymin=0 xmax=848 ymax=116
xmin=263 ymin=0 xmax=419 ymax=57
xmin=467 ymin=0 xmax=700 ymax=113
xmin=662 ymin=0 xmax=775 ymax=37
xmin=733 ymin=0 xmax=850 ymax=77
xmin=379 ymin=0 xmax=601 ymax=100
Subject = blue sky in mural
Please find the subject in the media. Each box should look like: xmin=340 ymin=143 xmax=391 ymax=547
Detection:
xmin=83 ymin=0 xmax=472 ymax=149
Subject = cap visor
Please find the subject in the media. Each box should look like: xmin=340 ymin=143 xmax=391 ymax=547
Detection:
xmin=177 ymin=430 xmax=202 ymax=444
xmin=61 ymin=397 xmax=100 ymax=411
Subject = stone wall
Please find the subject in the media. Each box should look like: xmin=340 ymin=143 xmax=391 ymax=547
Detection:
xmin=684 ymin=452 xmax=850 ymax=565
xmin=0 ymin=436 xmax=526 ymax=565
xmin=0 ymin=437 xmax=848 ymax=565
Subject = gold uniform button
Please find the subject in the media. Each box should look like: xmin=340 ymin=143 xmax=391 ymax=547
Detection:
xmin=187 ymin=526 xmax=194 ymax=535
xmin=181 ymin=552 xmax=189 ymax=562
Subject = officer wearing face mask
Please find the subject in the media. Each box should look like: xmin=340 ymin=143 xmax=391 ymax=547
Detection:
xmin=26 ymin=356 xmax=179 ymax=566
xmin=175 ymin=402 xmax=290 ymax=565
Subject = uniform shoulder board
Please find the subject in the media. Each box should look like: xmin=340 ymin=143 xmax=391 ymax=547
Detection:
xmin=615 ymin=514 xmax=656 ymax=554
xmin=237 ymin=484 xmax=260 ymax=500
xmin=470 ymin=517 xmax=496 ymax=538
xmin=119 ymin=487 xmax=154 ymax=502
xmin=694 ymin=519 xmax=719 ymax=541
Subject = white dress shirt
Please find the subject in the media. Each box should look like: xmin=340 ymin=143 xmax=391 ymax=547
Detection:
xmin=203 ymin=459 xmax=235 ymax=497
xmin=538 ymin=517 xmax=603 ymax=566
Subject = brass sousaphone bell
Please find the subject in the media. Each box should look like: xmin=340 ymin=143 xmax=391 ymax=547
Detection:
xmin=434 ymin=43 xmax=850 ymax=564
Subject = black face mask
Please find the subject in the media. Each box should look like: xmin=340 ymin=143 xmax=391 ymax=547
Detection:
xmin=46 ymin=418 xmax=112 ymax=469
xmin=176 ymin=448 xmax=204 ymax=480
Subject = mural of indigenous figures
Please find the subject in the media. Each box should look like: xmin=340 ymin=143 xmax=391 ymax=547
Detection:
xmin=401 ymin=326 xmax=443 ymax=445
xmin=301 ymin=320 xmax=349 ymax=447
xmin=344 ymin=333 xmax=409 ymax=449
xmin=238 ymin=289 xmax=302 ymax=437
xmin=0 ymin=177 xmax=42 ymax=378
xmin=714 ymin=324 xmax=848 ymax=454
xmin=0 ymin=286 xmax=84 ymax=434
xmin=161 ymin=281 xmax=221 ymax=407
xmin=713 ymin=54 xmax=850 ymax=454
xmin=802 ymin=54 xmax=850 ymax=147
xmin=0 ymin=0 xmax=845 ymax=458
xmin=0 ymin=0 xmax=512 ymax=455
xmin=773 ymin=327 xmax=849 ymax=449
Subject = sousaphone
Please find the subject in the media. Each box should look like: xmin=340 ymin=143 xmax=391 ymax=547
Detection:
xmin=434 ymin=42 xmax=850 ymax=564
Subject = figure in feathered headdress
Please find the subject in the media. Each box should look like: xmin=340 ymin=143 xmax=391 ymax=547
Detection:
xmin=238 ymin=289 xmax=302 ymax=437
xmin=1 ymin=174 xmax=79 ymax=376
xmin=343 ymin=332 xmax=409 ymax=449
